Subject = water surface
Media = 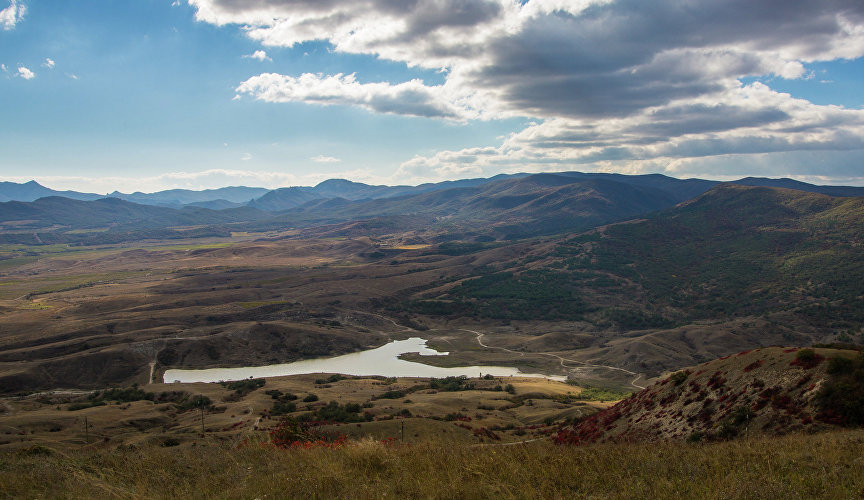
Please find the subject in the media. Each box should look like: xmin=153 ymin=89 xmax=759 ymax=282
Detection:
xmin=163 ymin=337 xmax=564 ymax=383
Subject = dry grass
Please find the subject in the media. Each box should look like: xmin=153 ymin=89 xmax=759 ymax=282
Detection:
xmin=1 ymin=429 xmax=862 ymax=499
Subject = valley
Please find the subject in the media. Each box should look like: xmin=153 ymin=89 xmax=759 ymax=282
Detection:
xmin=1 ymin=172 xmax=863 ymax=499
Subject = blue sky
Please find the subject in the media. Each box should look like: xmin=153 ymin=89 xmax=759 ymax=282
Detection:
xmin=1 ymin=0 xmax=863 ymax=193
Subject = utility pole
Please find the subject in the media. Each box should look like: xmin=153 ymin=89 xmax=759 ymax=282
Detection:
xmin=84 ymin=416 xmax=89 ymax=444
xmin=200 ymin=396 xmax=205 ymax=434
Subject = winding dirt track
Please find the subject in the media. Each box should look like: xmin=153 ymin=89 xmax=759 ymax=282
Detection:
xmin=457 ymin=328 xmax=645 ymax=390
xmin=338 ymin=309 xmax=646 ymax=390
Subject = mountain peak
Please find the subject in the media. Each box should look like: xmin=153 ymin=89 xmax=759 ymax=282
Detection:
xmin=315 ymin=178 xmax=363 ymax=188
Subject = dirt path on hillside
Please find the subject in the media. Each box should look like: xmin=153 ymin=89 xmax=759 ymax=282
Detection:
xmin=460 ymin=328 xmax=646 ymax=390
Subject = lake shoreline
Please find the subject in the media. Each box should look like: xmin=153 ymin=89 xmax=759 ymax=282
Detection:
xmin=163 ymin=337 xmax=566 ymax=383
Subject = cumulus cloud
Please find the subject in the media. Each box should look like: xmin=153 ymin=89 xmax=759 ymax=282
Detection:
xmin=235 ymin=72 xmax=482 ymax=119
xmin=16 ymin=65 xmax=34 ymax=79
xmin=396 ymin=82 xmax=864 ymax=183
xmin=0 ymin=0 xmax=25 ymax=30
xmin=311 ymin=155 xmax=341 ymax=163
xmin=191 ymin=0 xmax=864 ymax=182
xmin=243 ymin=50 xmax=271 ymax=61
xmin=41 ymin=58 xmax=55 ymax=69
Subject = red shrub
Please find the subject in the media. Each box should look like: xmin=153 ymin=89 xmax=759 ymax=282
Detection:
xmin=743 ymin=360 xmax=764 ymax=372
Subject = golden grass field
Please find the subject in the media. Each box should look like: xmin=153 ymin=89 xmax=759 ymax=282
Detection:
xmin=1 ymin=429 xmax=862 ymax=499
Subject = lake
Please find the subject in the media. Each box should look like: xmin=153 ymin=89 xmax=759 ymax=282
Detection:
xmin=162 ymin=337 xmax=565 ymax=383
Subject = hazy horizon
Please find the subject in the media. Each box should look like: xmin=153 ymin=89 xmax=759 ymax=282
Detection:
xmin=6 ymin=169 xmax=864 ymax=198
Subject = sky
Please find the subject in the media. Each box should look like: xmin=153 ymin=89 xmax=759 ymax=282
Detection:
xmin=1 ymin=0 xmax=863 ymax=194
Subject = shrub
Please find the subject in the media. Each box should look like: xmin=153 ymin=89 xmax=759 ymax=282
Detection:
xmin=827 ymin=356 xmax=854 ymax=375
xmin=302 ymin=394 xmax=319 ymax=403
xmin=269 ymin=417 xmax=346 ymax=448
xmin=68 ymin=401 xmax=106 ymax=411
xmin=265 ymin=390 xmax=298 ymax=401
xmin=16 ymin=444 xmax=52 ymax=457
xmin=176 ymin=395 xmax=212 ymax=412
xmin=574 ymin=386 xmax=633 ymax=402
xmin=373 ymin=390 xmax=406 ymax=400
xmin=271 ymin=401 xmax=297 ymax=416
xmin=430 ymin=376 xmax=475 ymax=392
xmin=817 ymin=352 xmax=864 ymax=426
xmin=97 ymin=386 xmax=154 ymax=403
xmin=791 ymin=349 xmax=824 ymax=369
xmin=300 ymin=401 xmax=367 ymax=423
xmin=220 ymin=378 xmax=265 ymax=396
xmin=669 ymin=370 xmax=690 ymax=386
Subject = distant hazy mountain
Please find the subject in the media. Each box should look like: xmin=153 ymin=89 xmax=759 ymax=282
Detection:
xmin=185 ymin=199 xmax=244 ymax=210
xmin=306 ymin=174 xmax=531 ymax=201
xmin=3 ymin=172 xmax=863 ymax=240
xmin=0 ymin=180 xmax=102 ymax=202
xmin=3 ymin=173 xmax=861 ymax=210
xmin=244 ymin=175 xmax=530 ymax=211
xmin=0 ymin=196 xmax=265 ymax=230
xmin=247 ymin=187 xmax=323 ymax=211
xmin=732 ymin=177 xmax=864 ymax=197
xmin=109 ymin=186 xmax=270 ymax=207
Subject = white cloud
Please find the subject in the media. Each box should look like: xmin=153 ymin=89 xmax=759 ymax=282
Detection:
xmin=311 ymin=155 xmax=341 ymax=163
xmin=66 ymin=73 xmax=78 ymax=80
xmin=236 ymin=72 xmax=483 ymax=120
xmin=243 ymin=50 xmax=271 ymax=61
xmin=0 ymin=0 xmax=25 ymax=31
xmin=41 ymin=58 xmax=55 ymax=69
xmin=16 ymin=65 xmax=34 ymax=79
xmin=396 ymin=82 xmax=864 ymax=184
xmin=240 ymin=152 xmax=253 ymax=161
xmin=192 ymin=0 xmax=864 ymax=181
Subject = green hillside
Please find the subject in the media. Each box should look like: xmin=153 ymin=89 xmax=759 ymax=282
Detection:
xmin=411 ymin=185 xmax=864 ymax=330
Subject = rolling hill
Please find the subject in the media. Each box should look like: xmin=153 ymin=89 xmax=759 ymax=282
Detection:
xmin=394 ymin=184 xmax=864 ymax=375
xmin=0 ymin=196 xmax=266 ymax=231
xmin=554 ymin=346 xmax=864 ymax=444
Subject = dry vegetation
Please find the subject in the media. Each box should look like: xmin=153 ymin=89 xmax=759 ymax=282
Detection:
xmin=0 ymin=376 xmax=607 ymax=451
xmin=1 ymin=429 xmax=863 ymax=499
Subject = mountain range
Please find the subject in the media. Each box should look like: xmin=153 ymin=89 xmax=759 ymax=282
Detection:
xmin=1 ymin=173 xmax=864 ymax=242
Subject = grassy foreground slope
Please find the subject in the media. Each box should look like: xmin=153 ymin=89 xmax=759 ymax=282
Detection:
xmin=2 ymin=430 xmax=863 ymax=498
